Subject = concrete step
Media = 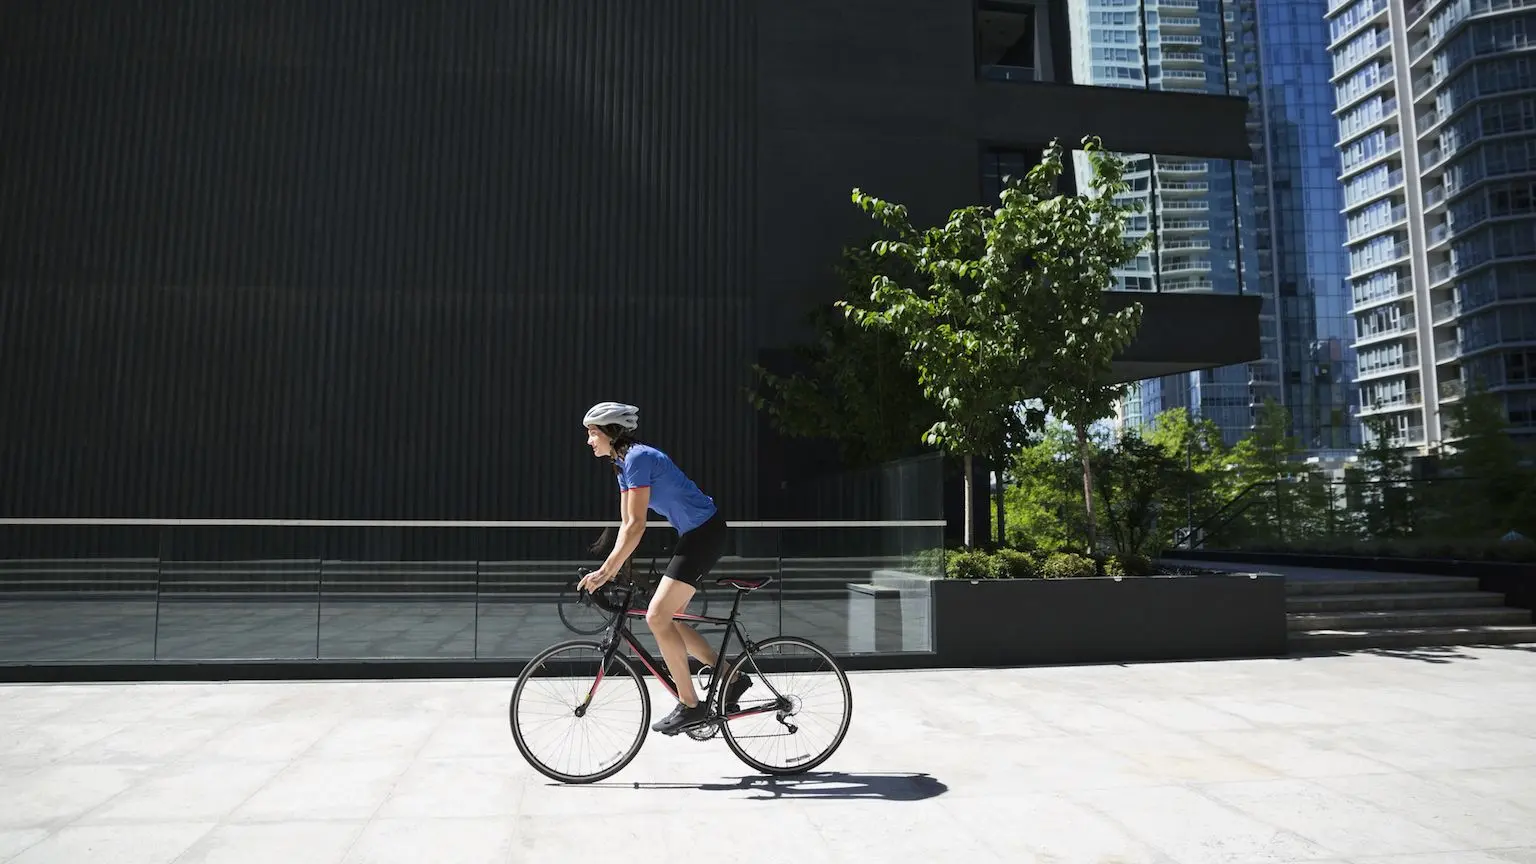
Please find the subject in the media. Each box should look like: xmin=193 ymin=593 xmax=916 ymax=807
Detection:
xmin=1287 ymin=606 xmax=1534 ymax=632
xmin=1290 ymin=624 xmax=1536 ymax=652
xmin=1284 ymin=576 xmax=1479 ymax=596
xmin=1286 ymin=591 xmax=1507 ymax=613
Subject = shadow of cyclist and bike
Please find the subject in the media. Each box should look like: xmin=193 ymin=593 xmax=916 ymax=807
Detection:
xmin=560 ymin=771 xmax=948 ymax=801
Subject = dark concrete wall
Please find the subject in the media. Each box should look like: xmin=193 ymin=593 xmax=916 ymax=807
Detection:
xmin=0 ymin=0 xmax=1253 ymax=527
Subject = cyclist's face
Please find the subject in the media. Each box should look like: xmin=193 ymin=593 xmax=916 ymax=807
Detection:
xmin=586 ymin=425 xmax=612 ymax=457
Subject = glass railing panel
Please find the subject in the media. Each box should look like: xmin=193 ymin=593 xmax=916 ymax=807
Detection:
xmin=0 ymin=524 xmax=159 ymax=662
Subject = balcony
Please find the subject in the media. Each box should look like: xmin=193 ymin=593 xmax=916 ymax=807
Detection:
xmin=1416 ymin=109 xmax=1440 ymax=137
xmin=1336 ymin=95 xmax=1398 ymax=138
xmin=1159 ymin=180 xmax=1210 ymax=194
xmin=1432 ymin=299 xmax=1461 ymax=324
xmin=1424 ymin=184 xmax=1446 ymax=210
xmin=1351 ymin=277 xmax=1410 ymax=308
xmin=1160 ymin=161 xmax=1209 ymax=174
xmin=1340 ymin=133 xmax=1402 ymax=178
xmin=1161 ymin=260 xmax=1214 ymax=274
xmin=1163 ymin=48 xmax=1206 ymax=67
xmin=1161 ymin=219 xmax=1211 ymax=232
xmin=1333 ymin=32 xmax=1392 ymax=77
xmin=1355 ymin=313 xmax=1418 ymax=345
xmin=1160 ymin=69 xmax=1210 ymax=89
xmin=1436 ymin=339 xmax=1462 ymax=362
xmin=1344 ymin=170 xmax=1404 ymax=209
xmin=1347 ymin=205 xmax=1409 ymax=242
xmin=1358 ymin=388 xmax=1425 ymax=414
xmin=1412 ymin=70 xmax=1444 ymax=100
xmin=1328 ymin=0 xmax=1390 ymax=48
xmin=1160 ymin=238 xmax=1211 ymax=251
xmin=1429 ymin=260 xmax=1455 ymax=286
xmin=1161 ymin=277 xmax=1215 ymax=291
xmin=1350 ymin=241 xmax=1411 ymax=276
xmin=1356 ymin=352 xmax=1420 ymax=380
xmin=1441 ymin=377 xmax=1467 ymax=400
xmin=1161 ymin=15 xmax=1202 ymax=30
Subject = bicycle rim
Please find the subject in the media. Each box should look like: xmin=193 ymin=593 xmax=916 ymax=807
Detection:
xmin=557 ymin=585 xmax=615 ymax=635
xmin=509 ymin=640 xmax=650 ymax=784
xmin=717 ymin=636 xmax=852 ymax=776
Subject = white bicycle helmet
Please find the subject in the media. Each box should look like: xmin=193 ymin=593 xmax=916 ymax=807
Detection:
xmin=583 ymin=401 xmax=639 ymax=430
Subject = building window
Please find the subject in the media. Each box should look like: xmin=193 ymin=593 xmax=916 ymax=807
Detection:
xmin=981 ymin=145 xmax=1046 ymax=205
xmin=978 ymin=1 xmax=1040 ymax=82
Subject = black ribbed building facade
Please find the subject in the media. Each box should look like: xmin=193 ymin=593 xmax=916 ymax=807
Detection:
xmin=0 ymin=0 xmax=1255 ymax=526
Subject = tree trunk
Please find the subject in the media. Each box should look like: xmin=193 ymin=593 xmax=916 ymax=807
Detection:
xmin=963 ymin=453 xmax=975 ymax=547
xmin=994 ymin=472 xmax=1007 ymax=549
xmin=1077 ymin=425 xmax=1097 ymax=553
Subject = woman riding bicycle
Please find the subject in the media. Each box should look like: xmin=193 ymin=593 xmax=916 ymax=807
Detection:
xmin=576 ymin=401 xmax=752 ymax=735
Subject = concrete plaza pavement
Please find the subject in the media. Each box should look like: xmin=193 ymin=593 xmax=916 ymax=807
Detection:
xmin=2 ymin=645 xmax=1536 ymax=863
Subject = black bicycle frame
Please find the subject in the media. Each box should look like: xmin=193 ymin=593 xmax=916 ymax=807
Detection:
xmin=583 ymin=581 xmax=783 ymax=722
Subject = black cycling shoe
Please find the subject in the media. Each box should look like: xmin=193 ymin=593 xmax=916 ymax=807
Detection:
xmin=652 ymin=700 xmax=711 ymax=736
xmin=724 ymin=673 xmax=753 ymax=712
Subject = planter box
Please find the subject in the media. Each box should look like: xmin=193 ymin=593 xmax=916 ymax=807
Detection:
xmin=931 ymin=573 xmax=1287 ymax=668
xmin=1162 ymin=549 xmax=1535 ymax=612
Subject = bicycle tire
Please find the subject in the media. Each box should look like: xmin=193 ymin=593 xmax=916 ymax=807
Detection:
xmin=556 ymin=582 xmax=615 ymax=636
xmin=509 ymin=639 xmax=651 ymax=784
xmin=716 ymin=635 xmax=853 ymax=776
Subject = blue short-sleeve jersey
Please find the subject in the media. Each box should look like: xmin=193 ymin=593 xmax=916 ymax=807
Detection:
xmin=616 ymin=443 xmax=718 ymax=535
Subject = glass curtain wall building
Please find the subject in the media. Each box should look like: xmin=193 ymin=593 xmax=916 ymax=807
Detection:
xmin=1328 ymin=0 xmax=1536 ymax=449
xmin=1259 ymin=0 xmax=1362 ymax=454
xmin=1074 ymin=0 xmax=1358 ymax=453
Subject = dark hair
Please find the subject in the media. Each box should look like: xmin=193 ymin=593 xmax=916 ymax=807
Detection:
xmin=588 ymin=423 xmax=642 ymax=559
xmin=599 ymin=424 xmax=639 ymax=477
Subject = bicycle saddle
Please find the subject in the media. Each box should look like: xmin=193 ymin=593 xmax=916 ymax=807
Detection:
xmin=715 ymin=574 xmax=773 ymax=591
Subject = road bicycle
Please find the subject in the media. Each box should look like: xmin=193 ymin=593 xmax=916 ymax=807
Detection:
xmin=556 ymin=549 xmax=712 ymax=635
xmin=510 ymin=567 xmax=853 ymax=784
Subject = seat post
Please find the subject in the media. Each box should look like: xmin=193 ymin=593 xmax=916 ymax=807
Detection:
xmin=728 ymin=584 xmax=744 ymax=619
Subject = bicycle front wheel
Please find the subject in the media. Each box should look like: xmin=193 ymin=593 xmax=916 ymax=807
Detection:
xmin=509 ymin=640 xmax=651 ymax=784
xmin=717 ymin=636 xmax=853 ymax=776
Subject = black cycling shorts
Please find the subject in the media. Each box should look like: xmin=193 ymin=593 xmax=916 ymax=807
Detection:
xmin=663 ymin=511 xmax=727 ymax=587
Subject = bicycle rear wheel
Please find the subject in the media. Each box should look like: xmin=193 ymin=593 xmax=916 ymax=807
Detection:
xmin=716 ymin=636 xmax=852 ymax=776
xmin=509 ymin=640 xmax=651 ymax=784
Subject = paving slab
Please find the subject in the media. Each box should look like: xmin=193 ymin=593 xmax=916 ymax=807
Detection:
xmin=2 ymin=646 xmax=1535 ymax=862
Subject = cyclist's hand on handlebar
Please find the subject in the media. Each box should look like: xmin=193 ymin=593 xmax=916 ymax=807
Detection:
xmin=577 ymin=567 xmax=612 ymax=594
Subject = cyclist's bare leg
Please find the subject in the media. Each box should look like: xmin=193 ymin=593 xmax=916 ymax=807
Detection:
xmin=646 ymin=577 xmax=702 ymax=706
xmin=677 ymin=625 xmax=717 ymax=670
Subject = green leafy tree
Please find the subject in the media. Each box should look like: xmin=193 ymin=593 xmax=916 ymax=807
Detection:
xmin=1146 ymin=407 xmax=1228 ymax=544
xmin=1438 ymin=384 xmax=1536 ymax=538
xmin=998 ymin=419 xmax=1094 ymax=553
xmin=1222 ymin=398 xmax=1321 ymax=545
xmin=1354 ymin=411 xmax=1416 ymax=539
xmin=747 ymin=246 xmax=939 ymax=468
xmin=1019 ymin=139 xmax=1149 ymax=553
xmin=841 ymin=136 xmax=1146 ymax=547
xmin=1093 ymin=430 xmax=1189 ymax=557
xmin=840 ymin=176 xmax=1068 ymax=545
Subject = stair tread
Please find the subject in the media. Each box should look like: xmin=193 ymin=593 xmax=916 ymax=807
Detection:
xmin=1289 ymin=591 xmax=1501 ymax=601
xmin=1290 ymin=602 xmax=1529 ymax=614
xmin=1293 ymin=623 xmax=1536 ymax=637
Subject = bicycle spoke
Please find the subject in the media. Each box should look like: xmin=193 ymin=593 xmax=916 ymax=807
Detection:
xmin=719 ymin=636 xmax=852 ymax=776
xmin=510 ymin=642 xmax=649 ymax=784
